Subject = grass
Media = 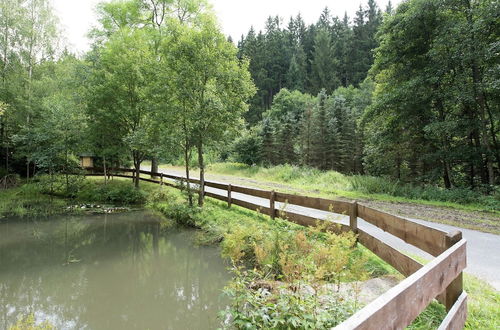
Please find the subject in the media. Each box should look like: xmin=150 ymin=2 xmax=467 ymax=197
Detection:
xmin=149 ymin=185 xmax=406 ymax=327
xmin=150 ymin=184 xmax=499 ymax=329
xmin=0 ymin=183 xmax=69 ymax=219
xmin=203 ymin=163 xmax=499 ymax=213
xmin=409 ymin=254 xmax=500 ymax=329
xmin=0 ymin=175 xmax=154 ymax=219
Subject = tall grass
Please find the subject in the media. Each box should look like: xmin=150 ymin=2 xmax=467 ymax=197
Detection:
xmin=0 ymin=176 xmax=151 ymax=219
xmin=208 ymin=163 xmax=500 ymax=212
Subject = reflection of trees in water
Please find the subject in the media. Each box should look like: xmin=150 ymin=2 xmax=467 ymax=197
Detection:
xmin=0 ymin=212 xmax=229 ymax=329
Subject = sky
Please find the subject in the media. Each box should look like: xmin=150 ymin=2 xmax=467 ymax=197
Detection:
xmin=52 ymin=0 xmax=402 ymax=53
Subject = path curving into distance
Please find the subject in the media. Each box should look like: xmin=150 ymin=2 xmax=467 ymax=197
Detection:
xmin=142 ymin=166 xmax=500 ymax=291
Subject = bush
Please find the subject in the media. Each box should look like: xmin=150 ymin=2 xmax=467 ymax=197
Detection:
xmin=349 ymin=175 xmax=500 ymax=211
xmin=0 ymin=167 xmax=9 ymax=178
xmin=76 ymin=181 xmax=147 ymax=205
xmin=35 ymin=174 xmax=86 ymax=198
xmin=0 ymin=184 xmax=68 ymax=218
xmin=9 ymin=314 xmax=53 ymax=330
xmin=221 ymin=268 xmax=357 ymax=329
xmin=154 ymin=202 xmax=200 ymax=227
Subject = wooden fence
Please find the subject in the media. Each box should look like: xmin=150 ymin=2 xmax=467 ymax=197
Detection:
xmin=86 ymin=167 xmax=467 ymax=329
xmin=0 ymin=174 xmax=17 ymax=190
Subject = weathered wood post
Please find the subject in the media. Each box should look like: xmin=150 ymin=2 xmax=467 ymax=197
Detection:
xmin=350 ymin=201 xmax=358 ymax=233
xmin=270 ymin=190 xmax=276 ymax=219
xmin=160 ymin=173 xmax=164 ymax=187
xmin=445 ymin=230 xmax=464 ymax=311
xmin=228 ymin=184 xmax=232 ymax=208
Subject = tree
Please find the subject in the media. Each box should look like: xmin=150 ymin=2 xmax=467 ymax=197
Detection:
xmin=0 ymin=0 xmax=59 ymax=177
xmin=310 ymin=29 xmax=339 ymax=94
xmin=367 ymin=0 xmax=499 ymax=188
xmin=12 ymin=55 xmax=86 ymax=193
xmin=165 ymin=21 xmax=255 ymax=206
xmin=88 ymin=28 xmax=156 ymax=188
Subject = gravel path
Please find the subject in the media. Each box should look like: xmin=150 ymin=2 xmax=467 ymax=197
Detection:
xmin=144 ymin=166 xmax=500 ymax=291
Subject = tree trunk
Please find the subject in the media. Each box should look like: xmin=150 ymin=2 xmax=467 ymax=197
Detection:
xmin=151 ymin=157 xmax=159 ymax=179
xmin=443 ymin=161 xmax=453 ymax=189
xmin=103 ymin=154 xmax=108 ymax=185
xmin=184 ymin=144 xmax=193 ymax=207
xmin=468 ymin=134 xmax=475 ymax=188
xmin=465 ymin=0 xmax=495 ymax=185
xmin=133 ymin=153 xmax=140 ymax=189
xmin=485 ymin=100 xmax=500 ymax=174
xmin=197 ymin=139 xmax=205 ymax=207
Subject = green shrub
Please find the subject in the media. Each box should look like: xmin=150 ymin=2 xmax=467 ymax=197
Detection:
xmin=206 ymin=163 xmax=499 ymax=212
xmin=9 ymin=314 xmax=53 ymax=330
xmin=0 ymin=167 xmax=9 ymax=178
xmin=76 ymin=181 xmax=147 ymax=205
xmin=35 ymin=174 xmax=86 ymax=198
xmin=349 ymin=175 xmax=499 ymax=211
xmin=154 ymin=202 xmax=200 ymax=227
xmin=221 ymin=268 xmax=357 ymax=329
xmin=0 ymin=184 xmax=68 ymax=218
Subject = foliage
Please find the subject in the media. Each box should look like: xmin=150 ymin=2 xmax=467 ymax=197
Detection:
xmin=35 ymin=173 xmax=86 ymax=198
xmin=221 ymin=268 xmax=357 ymax=329
xmin=238 ymin=2 xmax=384 ymax=124
xmin=0 ymin=176 xmax=152 ymax=219
xmin=76 ymin=179 xmax=147 ymax=205
xmin=0 ymin=183 xmax=69 ymax=219
xmin=207 ymin=163 xmax=500 ymax=212
xmin=366 ymin=0 xmax=500 ymax=188
xmin=150 ymin=185 xmax=393 ymax=328
xmin=227 ymin=83 xmax=371 ymax=173
xmin=8 ymin=314 xmax=53 ymax=330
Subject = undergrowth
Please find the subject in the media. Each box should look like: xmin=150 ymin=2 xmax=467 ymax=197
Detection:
xmin=206 ymin=163 xmax=500 ymax=212
xmin=150 ymin=186 xmax=400 ymax=328
xmin=0 ymin=175 xmax=150 ymax=219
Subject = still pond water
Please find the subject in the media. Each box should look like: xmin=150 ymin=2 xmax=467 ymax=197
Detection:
xmin=0 ymin=211 xmax=230 ymax=329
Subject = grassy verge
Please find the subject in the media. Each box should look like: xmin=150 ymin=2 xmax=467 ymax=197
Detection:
xmin=149 ymin=185 xmax=402 ymax=328
xmin=409 ymin=255 xmax=500 ymax=329
xmin=199 ymin=163 xmax=499 ymax=214
xmin=148 ymin=183 xmax=498 ymax=329
xmin=0 ymin=184 xmax=69 ymax=218
xmin=0 ymin=175 xmax=152 ymax=219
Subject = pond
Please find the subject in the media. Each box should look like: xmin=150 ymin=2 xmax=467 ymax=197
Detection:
xmin=0 ymin=211 xmax=231 ymax=329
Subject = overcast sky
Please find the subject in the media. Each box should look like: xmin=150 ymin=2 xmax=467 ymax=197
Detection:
xmin=52 ymin=0 xmax=402 ymax=53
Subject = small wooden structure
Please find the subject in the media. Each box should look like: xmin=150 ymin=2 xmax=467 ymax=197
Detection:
xmin=79 ymin=153 xmax=94 ymax=169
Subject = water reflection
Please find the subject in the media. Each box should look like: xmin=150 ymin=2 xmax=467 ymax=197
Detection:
xmin=0 ymin=211 xmax=230 ymax=329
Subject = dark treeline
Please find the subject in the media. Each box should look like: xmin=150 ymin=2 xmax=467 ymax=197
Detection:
xmin=230 ymin=0 xmax=499 ymax=191
xmin=238 ymin=0 xmax=385 ymax=124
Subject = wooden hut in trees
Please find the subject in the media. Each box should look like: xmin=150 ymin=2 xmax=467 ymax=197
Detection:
xmin=79 ymin=153 xmax=94 ymax=169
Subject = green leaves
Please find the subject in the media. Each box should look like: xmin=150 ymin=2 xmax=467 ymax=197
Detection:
xmin=367 ymin=0 xmax=499 ymax=188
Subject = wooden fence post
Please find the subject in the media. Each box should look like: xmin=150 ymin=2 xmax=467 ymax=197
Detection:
xmin=228 ymin=184 xmax=232 ymax=208
xmin=445 ymin=230 xmax=464 ymax=311
xmin=270 ymin=190 xmax=276 ymax=219
xmin=160 ymin=173 xmax=164 ymax=186
xmin=350 ymin=201 xmax=358 ymax=233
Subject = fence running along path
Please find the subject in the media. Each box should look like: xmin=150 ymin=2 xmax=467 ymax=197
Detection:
xmin=86 ymin=167 xmax=468 ymax=330
xmin=0 ymin=174 xmax=17 ymax=190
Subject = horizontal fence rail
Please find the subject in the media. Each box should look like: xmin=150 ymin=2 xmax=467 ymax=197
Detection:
xmin=85 ymin=167 xmax=467 ymax=329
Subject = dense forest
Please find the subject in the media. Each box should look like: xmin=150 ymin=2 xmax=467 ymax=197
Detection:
xmin=230 ymin=0 xmax=499 ymax=191
xmin=0 ymin=0 xmax=498 ymax=198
